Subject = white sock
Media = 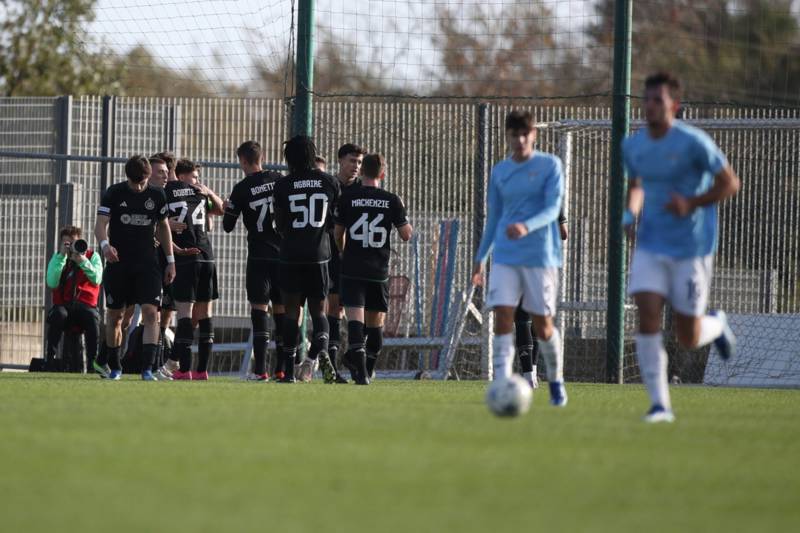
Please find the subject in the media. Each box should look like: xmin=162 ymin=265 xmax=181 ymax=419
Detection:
xmin=696 ymin=315 xmax=724 ymax=347
xmin=635 ymin=332 xmax=671 ymax=410
xmin=538 ymin=328 xmax=563 ymax=382
xmin=491 ymin=333 xmax=514 ymax=380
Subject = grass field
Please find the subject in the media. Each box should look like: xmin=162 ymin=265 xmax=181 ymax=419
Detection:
xmin=1 ymin=374 xmax=798 ymax=533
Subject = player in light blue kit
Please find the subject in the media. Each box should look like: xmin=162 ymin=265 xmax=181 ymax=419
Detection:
xmin=624 ymin=72 xmax=740 ymax=423
xmin=472 ymin=110 xmax=567 ymax=407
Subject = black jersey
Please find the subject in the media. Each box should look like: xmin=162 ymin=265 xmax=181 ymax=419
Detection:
xmin=335 ymin=185 xmax=409 ymax=282
xmin=225 ymin=170 xmax=283 ymax=261
xmin=273 ymin=169 xmax=340 ymax=264
xmin=328 ymin=177 xmax=361 ymax=253
xmin=97 ymin=182 xmax=168 ymax=264
xmin=164 ymin=180 xmax=214 ymax=263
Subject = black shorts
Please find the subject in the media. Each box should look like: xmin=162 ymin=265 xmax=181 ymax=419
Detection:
xmin=103 ymin=260 xmax=163 ymax=309
xmin=173 ymin=261 xmax=219 ymax=303
xmin=279 ymin=262 xmax=329 ymax=300
xmin=161 ymin=283 xmax=176 ymax=311
xmin=340 ymin=276 xmax=389 ymax=312
xmin=328 ymin=253 xmax=341 ymax=295
xmin=246 ymin=259 xmax=282 ymax=305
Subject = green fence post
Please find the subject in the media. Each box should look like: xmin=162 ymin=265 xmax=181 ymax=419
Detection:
xmin=607 ymin=0 xmax=633 ymax=384
xmin=292 ymin=0 xmax=315 ymax=137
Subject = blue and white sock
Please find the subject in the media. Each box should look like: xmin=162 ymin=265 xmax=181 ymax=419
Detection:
xmin=696 ymin=315 xmax=724 ymax=347
xmin=491 ymin=333 xmax=514 ymax=380
xmin=635 ymin=332 xmax=671 ymax=410
xmin=538 ymin=327 xmax=563 ymax=383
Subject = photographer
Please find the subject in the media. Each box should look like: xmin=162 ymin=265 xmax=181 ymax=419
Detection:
xmin=45 ymin=226 xmax=103 ymax=368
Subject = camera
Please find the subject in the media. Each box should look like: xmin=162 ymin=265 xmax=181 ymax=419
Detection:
xmin=71 ymin=239 xmax=88 ymax=254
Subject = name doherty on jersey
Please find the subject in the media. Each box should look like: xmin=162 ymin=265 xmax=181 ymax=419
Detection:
xmin=293 ymin=179 xmax=322 ymax=189
xmin=350 ymin=198 xmax=390 ymax=209
xmin=170 ymin=188 xmax=196 ymax=198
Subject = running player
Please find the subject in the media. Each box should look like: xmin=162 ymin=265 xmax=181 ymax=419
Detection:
xmin=334 ymin=153 xmax=412 ymax=385
xmin=94 ymin=155 xmax=175 ymax=380
xmin=323 ymin=143 xmax=366 ymax=383
xmin=623 ymin=72 xmax=739 ymax=423
xmin=272 ymin=136 xmax=339 ymax=383
xmin=472 ymin=110 xmax=567 ymax=406
xmin=223 ymin=140 xmax=284 ymax=381
xmin=165 ymin=159 xmax=225 ymax=380
xmin=515 ymin=209 xmax=567 ymax=389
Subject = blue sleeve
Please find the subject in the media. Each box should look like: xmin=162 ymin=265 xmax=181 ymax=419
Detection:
xmin=474 ymin=170 xmax=502 ymax=265
xmin=522 ymin=158 xmax=564 ymax=233
xmin=694 ymin=131 xmax=727 ymax=175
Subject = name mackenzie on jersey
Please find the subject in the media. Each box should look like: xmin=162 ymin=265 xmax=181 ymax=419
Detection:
xmin=350 ymin=198 xmax=390 ymax=209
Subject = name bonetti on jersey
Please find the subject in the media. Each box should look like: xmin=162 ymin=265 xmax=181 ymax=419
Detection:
xmin=250 ymin=183 xmax=274 ymax=195
xmin=171 ymin=188 xmax=196 ymax=198
xmin=294 ymin=180 xmax=322 ymax=189
xmin=120 ymin=214 xmax=152 ymax=226
xmin=351 ymin=198 xmax=390 ymax=209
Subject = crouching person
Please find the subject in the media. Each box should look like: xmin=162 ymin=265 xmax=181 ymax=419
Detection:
xmin=45 ymin=226 xmax=102 ymax=370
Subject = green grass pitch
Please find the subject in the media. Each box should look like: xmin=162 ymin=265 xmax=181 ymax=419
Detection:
xmin=1 ymin=374 xmax=797 ymax=533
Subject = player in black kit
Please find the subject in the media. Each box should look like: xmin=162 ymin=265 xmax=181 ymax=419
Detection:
xmin=223 ymin=140 xmax=285 ymax=381
xmin=94 ymin=155 xmax=176 ymax=381
xmin=322 ymin=143 xmax=366 ymax=383
xmin=272 ymin=136 xmax=340 ymax=383
xmin=165 ymin=159 xmax=225 ymax=380
xmin=334 ymin=154 xmax=413 ymax=385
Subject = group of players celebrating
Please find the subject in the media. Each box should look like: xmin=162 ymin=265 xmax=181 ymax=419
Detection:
xmin=92 ymin=136 xmax=411 ymax=385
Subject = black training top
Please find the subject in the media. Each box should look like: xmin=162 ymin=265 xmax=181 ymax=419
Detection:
xmin=224 ymin=170 xmax=283 ymax=261
xmin=97 ymin=182 xmax=168 ymax=264
xmin=165 ymin=180 xmax=214 ymax=263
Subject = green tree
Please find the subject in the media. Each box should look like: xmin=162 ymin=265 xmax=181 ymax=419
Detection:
xmin=0 ymin=0 xmax=122 ymax=96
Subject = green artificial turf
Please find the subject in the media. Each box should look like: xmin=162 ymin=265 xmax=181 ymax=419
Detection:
xmin=0 ymin=374 xmax=797 ymax=533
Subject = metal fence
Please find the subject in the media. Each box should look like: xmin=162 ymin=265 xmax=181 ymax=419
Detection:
xmin=1 ymin=96 xmax=798 ymax=381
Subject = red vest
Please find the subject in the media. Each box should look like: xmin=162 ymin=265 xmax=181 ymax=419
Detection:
xmin=52 ymin=250 xmax=100 ymax=307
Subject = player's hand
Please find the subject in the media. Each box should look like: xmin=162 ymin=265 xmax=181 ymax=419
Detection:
xmin=223 ymin=199 xmax=233 ymax=211
xmin=168 ymin=217 xmax=187 ymax=233
xmin=505 ymin=223 xmax=528 ymax=240
xmin=559 ymin=224 xmax=568 ymax=241
xmin=103 ymin=244 xmax=119 ymax=263
xmin=471 ymin=263 xmax=484 ymax=287
xmin=665 ymin=193 xmax=694 ymax=217
xmin=174 ymin=246 xmax=201 ymax=256
xmin=69 ymin=251 xmax=86 ymax=264
xmin=60 ymin=241 xmax=71 ymax=256
xmin=164 ymin=263 xmax=176 ymax=285
xmin=190 ymin=182 xmax=211 ymax=196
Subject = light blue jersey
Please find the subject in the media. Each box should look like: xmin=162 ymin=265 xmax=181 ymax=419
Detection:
xmin=624 ymin=121 xmax=727 ymax=258
xmin=475 ymin=151 xmax=563 ymax=268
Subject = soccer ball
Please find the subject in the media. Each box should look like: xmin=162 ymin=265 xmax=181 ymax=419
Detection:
xmin=485 ymin=375 xmax=533 ymax=417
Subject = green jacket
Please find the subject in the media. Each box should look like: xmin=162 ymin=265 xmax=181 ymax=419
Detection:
xmin=46 ymin=251 xmax=103 ymax=289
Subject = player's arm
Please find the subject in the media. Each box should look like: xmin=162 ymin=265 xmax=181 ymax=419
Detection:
xmin=665 ymin=165 xmax=740 ymax=217
xmin=472 ymin=171 xmax=502 ymax=284
xmin=508 ymin=159 xmax=564 ymax=239
xmin=623 ymin=177 xmax=643 ymax=240
xmin=205 ymin=186 xmax=226 ymax=216
xmin=94 ymin=213 xmax=119 ymax=263
xmin=156 ymin=217 xmax=176 ymax=284
xmin=334 ymin=224 xmax=346 ymax=253
xmin=392 ymin=195 xmax=412 ymax=242
xmin=222 ymin=189 xmax=240 ymax=233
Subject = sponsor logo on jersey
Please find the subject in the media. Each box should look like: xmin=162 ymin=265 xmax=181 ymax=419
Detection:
xmin=144 ymin=198 xmax=155 ymax=210
xmin=294 ymin=179 xmax=322 ymax=189
xmin=119 ymin=201 xmax=128 ymax=207
xmin=120 ymin=214 xmax=153 ymax=226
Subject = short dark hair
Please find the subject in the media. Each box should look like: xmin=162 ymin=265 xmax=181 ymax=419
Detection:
xmin=148 ymin=157 xmax=166 ymax=167
xmin=151 ymin=151 xmax=176 ymax=171
xmin=315 ymin=156 xmax=326 ymax=165
xmin=337 ymin=143 xmax=366 ymax=160
xmin=125 ymin=155 xmax=151 ymax=181
xmin=505 ymin=110 xmax=535 ymax=132
xmin=175 ymin=158 xmax=200 ymax=176
xmin=283 ymin=135 xmax=317 ymax=173
xmin=645 ymin=71 xmax=681 ymax=99
xmin=59 ymin=225 xmax=82 ymax=239
xmin=361 ymin=153 xmax=385 ymax=179
xmin=236 ymin=140 xmax=263 ymax=166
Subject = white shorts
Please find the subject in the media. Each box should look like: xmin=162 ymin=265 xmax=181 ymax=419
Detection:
xmin=627 ymin=249 xmax=713 ymax=317
xmin=486 ymin=263 xmax=559 ymax=316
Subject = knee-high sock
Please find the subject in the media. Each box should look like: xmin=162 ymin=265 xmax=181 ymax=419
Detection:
xmin=636 ymin=332 xmax=671 ymax=410
xmin=141 ymin=343 xmax=159 ymax=372
xmin=347 ymin=321 xmax=365 ymax=353
xmin=327 ymin=316 xmax=341 ymax=369
xmin=251 ymin=309 xmax=269 ymax=375
xmin=492 ymin=333 xmax=514 ymax=380
xmin=365 ymin=326 xmax=383 ymax=376
xmin=272 ymin=313 xmax=285 ymax=374
xmin=197 ymin=318 xmax=214 ymax=373
xmin=515 ymin=317 xmax=534 ymax=374
xmin=107 ymin=346 xmax=121 ymax=371
xmin=282 ymin=317 xmax=300 ymax=379
xmin=696 ymin=315 xmax=724 ymax=347
xmin=175 ymin=317 xmax=194 ymax=372
xmin=308 ymin=314 xmax=329 ymax=360
xmin=538 ymin=328 xmax=563 ymax=383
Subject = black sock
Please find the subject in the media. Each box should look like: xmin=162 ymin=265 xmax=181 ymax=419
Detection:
xmin=328 ymin=316 xmax=341 ymax=370
xmin=107 ymin=346 xmax=121 ymax=371
xmin=251 ymin=309 xmax=269 ymax=375
xmin=155 ymin=327 xmax=166 ymax=370
xmin=272 ymin=314 xmax=285 ymax=375
xmin=515 ymin=316 xmax=535 ymax=373
xmin=347 ymin=321 xmax=365 ymax=353
xmin=176 ymin=317 xmax=194 ymax=372
xmin=282 ymin=317 xmax=300 ymax=379
xmin=295 ymin=326 xmax=302 ymax=364
xmin=141 ymin=343 xmax=158 ymax=372
xmin=197 ymin=318 xmax=214 ymax=373
xmin=96 ymin=339 xmax=108 ymax=366
xmin=309 ymin=314 xmax=329 ymax=360
xmin=365 ymin=326 xmax=382 ymax=376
